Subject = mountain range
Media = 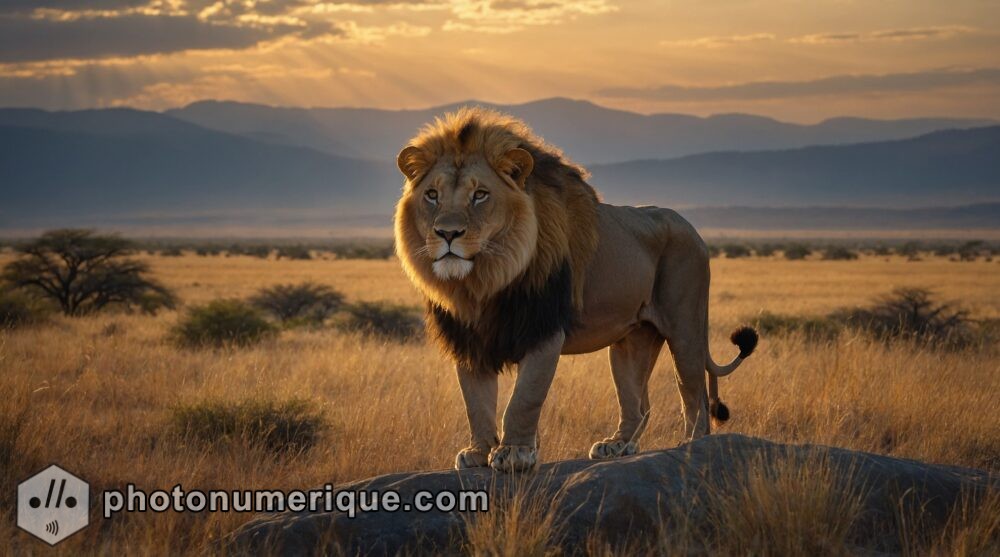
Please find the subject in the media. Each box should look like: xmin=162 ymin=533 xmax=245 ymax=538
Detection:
xmin=165 ymin=97 xmax=994 ymax=165
xmin=1 ymin=98 xmax=998 ymax=234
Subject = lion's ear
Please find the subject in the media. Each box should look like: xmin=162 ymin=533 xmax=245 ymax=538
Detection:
xmin=397 ymin=145 xmax=428 ymax=182
xmin=501 ymin=148 xmax=534 ymax=189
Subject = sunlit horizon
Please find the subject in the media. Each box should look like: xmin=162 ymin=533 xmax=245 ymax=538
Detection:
xmin=1 ymin=1 xmax=998 ymax=122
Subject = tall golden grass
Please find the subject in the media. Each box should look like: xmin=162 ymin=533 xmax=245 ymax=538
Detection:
xmin=1 ymin=253 xmax=997 ymax=554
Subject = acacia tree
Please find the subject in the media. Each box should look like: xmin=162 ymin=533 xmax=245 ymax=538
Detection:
xmin=249 ymin=282 xmax=345 ymax=324
xmin=2 ymin=229 xmax=176 ymax=316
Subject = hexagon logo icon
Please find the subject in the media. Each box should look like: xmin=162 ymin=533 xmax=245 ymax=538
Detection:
xmin=17 ymin=465 xmax=90 ymax=546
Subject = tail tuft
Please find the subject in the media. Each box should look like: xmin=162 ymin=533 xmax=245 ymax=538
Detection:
xmin=709 ymin=398 xmax=730 ymax=422
xmin=730 ymin=326 xmax=759 ymax=359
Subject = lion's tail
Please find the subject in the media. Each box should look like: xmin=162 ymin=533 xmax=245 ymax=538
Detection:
xmin=706 ymin=326 xmax=758 ymax=423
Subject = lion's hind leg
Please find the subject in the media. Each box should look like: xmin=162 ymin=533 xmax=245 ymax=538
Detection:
xmin=590 ymin=323 xmax=664 ymax=459
xmin=667 ymin=327 xmax=712 ymax=441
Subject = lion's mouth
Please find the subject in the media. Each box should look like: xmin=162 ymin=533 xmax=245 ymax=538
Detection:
xmin=435 ymin=252 xmax=475 ymax=262
xmin=431 ymin=252 xmax=476 ymax=280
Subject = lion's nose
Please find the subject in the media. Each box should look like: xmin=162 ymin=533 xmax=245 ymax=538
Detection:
xmin=434 ymin=228 xmax=466 ymax=244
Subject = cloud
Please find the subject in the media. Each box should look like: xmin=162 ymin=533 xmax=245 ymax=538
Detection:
xmin=0 ymin=1 xmax=372 ymax=63
xmin=0 ymin=0 xmax=608 ymax=65
xmin=490 ymin=0 xmax=562 ymax=9
xmin=0 ymin=0 xmax=150 ymax=16
xmin=0 ymin=13 xmax=336 ymax=63
xmin=595 ymin=67 xmax=1000 ymax=102
xmin=662 ymin=33 xmax=776 ymax=48
xmin=664 ymin=26 xmax=982 ymax=49
xmin=337 ymin=20 xmax=432 ymax=43
xmin=790 ymin=26 xmax=979 ymax=44
xmin=444 ymin=0 xmax=616 ymax=33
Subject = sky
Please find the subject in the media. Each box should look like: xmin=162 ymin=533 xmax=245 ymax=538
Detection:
xmin=1 ymin=0 xmax=998 ymax=121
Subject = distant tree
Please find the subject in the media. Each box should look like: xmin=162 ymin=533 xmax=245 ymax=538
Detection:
xmin=896 ymin=241 xmax=922 ymax=259
xmin=957 ymin=240 xmax=984 ymax=262
xmin=835 ymin=288 xmax=971 ymax=347
xmin=276 ymin=245 xmax=312 ymax=260
xmin=250 ymin=283 xmax=345 ymax=325
xmin=246 ymin=245 xmax=271 ymax=259
xmin=755 ymin=244 xmax=777 ymax=257
xmin=2 ymin=229 xmax=176 ymax=316
xmin=822 ymin=246 xmax=859 ymax=261
xmin=722 ymin=244 xmax=751 ymax=258
xmin=783 ymin=244 xmax=811 ymax=261
xmin=870 ymin=245 xmax=891 ymax=256
xmin=932 ymin=244 xmax=956 ymax=257
xmin=329 ymin=242 xmax=395 ymax=260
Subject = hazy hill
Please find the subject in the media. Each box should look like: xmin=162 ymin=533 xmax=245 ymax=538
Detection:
xmin=165 ymin=97 xmax=994 ymax=165
xmin=588 ymin=126 xmax=1000 ymax=207
xmin=0 ymin=109 xmax=400 ymax=223
xmin=680 ymin=203 xmax=1000 ymax=230
xmin=1 ymin=107 xmax=997 ymax=233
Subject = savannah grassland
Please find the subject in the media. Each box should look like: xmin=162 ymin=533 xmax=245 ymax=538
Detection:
xmin=1 ymin=251 xmax=999 ymax=555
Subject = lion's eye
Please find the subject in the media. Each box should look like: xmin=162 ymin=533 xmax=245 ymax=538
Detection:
xmin=424 ymin=189 xmax=438 ymax=203
xmin=472 ymin=190 xmax=489 ymax=204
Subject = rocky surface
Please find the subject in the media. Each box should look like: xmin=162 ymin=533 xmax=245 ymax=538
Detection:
xmin=225 ymin=434 xmax=996 ymax=555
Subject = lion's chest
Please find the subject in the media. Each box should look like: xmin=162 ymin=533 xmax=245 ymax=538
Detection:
xmin=427 ymin=261 xmax=575 ymax=373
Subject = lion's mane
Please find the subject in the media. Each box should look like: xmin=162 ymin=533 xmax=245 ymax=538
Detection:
xmin=394 ymin=107 xmax=600 ymax=373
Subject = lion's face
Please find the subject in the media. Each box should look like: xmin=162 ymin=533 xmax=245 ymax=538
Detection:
xmin=395 ymin=147 xmax=539 ymax=305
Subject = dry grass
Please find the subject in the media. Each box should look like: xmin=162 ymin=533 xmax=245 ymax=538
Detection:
xmin=0 ymin=253 xmax=998 ymax=555
xmin=463 ymin=479 xmax=564 ymax=557
xmin=702 ymin=451 xmax=867 ymax=556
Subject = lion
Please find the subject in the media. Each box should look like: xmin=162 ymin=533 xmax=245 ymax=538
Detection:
xmin=393 ymin=107 xmax=758 ymax=472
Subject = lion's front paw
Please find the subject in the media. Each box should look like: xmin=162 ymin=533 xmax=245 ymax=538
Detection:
xmin=455 ymin=447 xmax=491 ymax=470
xmin=588 ymin=438 xmax=638 ymax=460
xmin=488 ymin=445 xmax=538 ymax=472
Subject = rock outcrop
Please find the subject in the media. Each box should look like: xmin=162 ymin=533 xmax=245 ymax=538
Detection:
xmin=226 ymin=434 xmax=996 ymax=555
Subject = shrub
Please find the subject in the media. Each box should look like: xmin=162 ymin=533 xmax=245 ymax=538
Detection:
xmin=170 ymin=398 xmax=324 ymax=453
xmin=751 ymin=289 xmax=977 ymax=348
xmin=933 ymin=244 xmax=956 ymax=257
xmin=329 ymin=242 xmax=395 ymax=260
xmin=0 ymin=395 xmax=29 ymax=486
xmin=3 ymin=229 xmax=176 ymax=316
xmin=246 ymin=245 xmax=271 ymax=259
xmin=172 ymin=299 xmax=276 ymax=348
xmin=897 ymin=241 xmax=923 ymax=261
xmin=755 ymin=244 xmax=777 ymax=257
xmin=750 ymin=311 xmax=840 ymax=341
xmin=723 ymin=244 xmax=751 ymax=258
xmin=783 ymin=244 xmax=811 ymax=260
xmin=835 ymin=288 xmax=971 ymax=348
xmin=160 ymin=247 xmax=183 ymax=257
xmin=822 ymin=246 xmax=858 ymax=261
xmin=339 ymin=302 xmax=423 ymax=341
xmin=276 ymin=245 xmax=312 ymax=260
xmin=707 ymin=244 xmax=721 ymax=258
xmin=957 ymin=240 xmax=985 ymax=262
xmin=250 ymin=282 xmax=345 ymax=325
xmin=0 ymin=289 xmax=47 ymax=329
xmin=194 ymin=246 xmax=222 ymax=257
